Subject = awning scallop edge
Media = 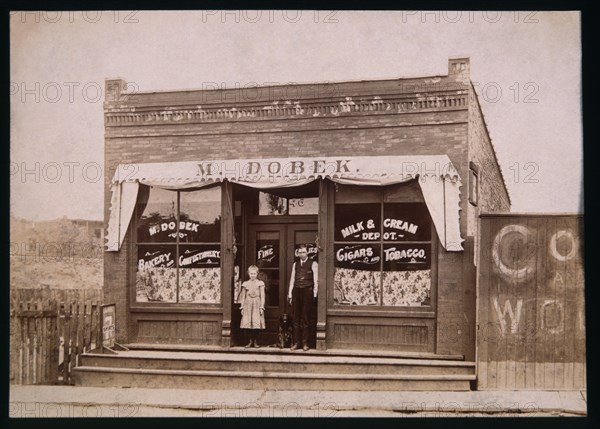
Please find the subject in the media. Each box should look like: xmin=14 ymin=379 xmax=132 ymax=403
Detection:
xmin=105 ymin=156 xmax=464 ymax=251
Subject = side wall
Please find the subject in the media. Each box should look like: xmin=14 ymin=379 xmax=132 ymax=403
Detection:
xmin=467 ymin=85 xmax=511 ymax=237
xmin=440 ymin=86 xmax=513 ymax=361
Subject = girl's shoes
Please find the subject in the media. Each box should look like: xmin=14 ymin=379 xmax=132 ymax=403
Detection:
xmin=245 ymin=341 xmax=253 ymax=348
xmin=253 ymin=340 xmax=260 ymax=348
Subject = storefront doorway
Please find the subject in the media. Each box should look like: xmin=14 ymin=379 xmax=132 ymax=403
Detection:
xmin=233 ymin=220 xmax=318 ymax=347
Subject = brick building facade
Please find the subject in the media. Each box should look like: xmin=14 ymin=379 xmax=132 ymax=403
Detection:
xmin=102 ymin=57 xmax=509 ymax=362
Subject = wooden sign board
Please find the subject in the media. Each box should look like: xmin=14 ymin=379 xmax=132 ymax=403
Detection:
xmin=101 ymin=304 xmax=116 ymax=348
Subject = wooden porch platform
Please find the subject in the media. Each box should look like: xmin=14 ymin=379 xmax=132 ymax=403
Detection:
xmin=73 ymin=344 xmax=476 ymax=391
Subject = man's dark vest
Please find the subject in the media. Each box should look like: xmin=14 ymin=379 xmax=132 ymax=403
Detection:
xmin=294 ymin=260 xmax=314 ymax=288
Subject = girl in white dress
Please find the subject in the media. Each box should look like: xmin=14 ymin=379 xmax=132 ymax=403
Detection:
xmin=239 ymin=265 xmax=266 ymax=347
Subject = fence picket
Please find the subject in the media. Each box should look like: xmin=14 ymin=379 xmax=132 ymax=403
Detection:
xmin=33 ymin=315 xmax=38 ymax=384
xmin=75 ymin=301 xmax=82 ymax=368
xmin=65 ymin=302 xmax=73 ymax=385
xmin=19 ymin=306 xmax=24 ymax=385
xmin=82 ymin=303 xmax=89 ymax=357
xmin=25 ymin=303 xmax=32 ymax=385
xmin=10 ymin=289 xmax=102 ymax=385
xmin=40 ymin=313 xmax=46 ymax=384
xmin=18 ymin=301 xmax=24 ymax=385
xmin=58 ymin=302 xmax=66 ymax=383
xmin=49 ymin=305 xmax=59 ymax=384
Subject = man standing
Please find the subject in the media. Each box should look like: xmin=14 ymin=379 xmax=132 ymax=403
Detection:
xmin=287 ymin=245 xmax=318 ymax=351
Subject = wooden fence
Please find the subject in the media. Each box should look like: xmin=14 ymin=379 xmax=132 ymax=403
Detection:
xmin=10 ymin=288 xmax=103 ymax=385
xmin=477 ymin=214 xmax=585 ymax=390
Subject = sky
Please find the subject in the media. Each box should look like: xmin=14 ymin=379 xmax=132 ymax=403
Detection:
xmin=10 ymin=10 xmax=582 ymax=221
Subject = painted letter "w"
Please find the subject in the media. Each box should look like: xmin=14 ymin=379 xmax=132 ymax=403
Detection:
xmin=493 ymin=298 xmax=523 ymax=336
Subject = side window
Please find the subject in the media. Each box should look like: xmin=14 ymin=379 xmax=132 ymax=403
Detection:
xmin=469 ymin=162 xmax=479 ymax=206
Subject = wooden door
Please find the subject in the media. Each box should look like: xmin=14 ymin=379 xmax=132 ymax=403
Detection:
xmin=243 ymin=223 xmax=318 ymax=346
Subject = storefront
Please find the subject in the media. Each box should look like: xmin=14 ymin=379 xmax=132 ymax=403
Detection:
xmin=106 ymin=155 xmax=463 ymax=351
xmin=103 ymin=57 xmax=511 ymax=360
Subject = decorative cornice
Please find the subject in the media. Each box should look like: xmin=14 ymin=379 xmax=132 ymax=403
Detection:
xmin=105 ymin=92 xmax=468 ymax=126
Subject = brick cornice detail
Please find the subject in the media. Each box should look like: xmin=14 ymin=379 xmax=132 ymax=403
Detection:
xmin=105 ymin=92 xmax=468 ymax=126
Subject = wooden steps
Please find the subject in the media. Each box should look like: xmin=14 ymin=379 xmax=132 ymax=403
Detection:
xmin=125 ymin=343 xmax=466 ymax=361
xmin=73 ymin=347 xmax=476 ymax=391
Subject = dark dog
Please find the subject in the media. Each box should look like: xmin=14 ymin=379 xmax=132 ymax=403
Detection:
xmin=277 ymin=313 xmax=294 ymax=349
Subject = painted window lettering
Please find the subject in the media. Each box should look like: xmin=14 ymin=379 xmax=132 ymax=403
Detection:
xmin=138 ymin=252 xmax=173 ymax=270
xmin=258 ymin=247 xmax=274 ymax=260
xmin=179 ymin=250 xmax=220 ymax=266
xmin=336 ymin=246 xmax=378 ymax=262
xmin=383 ymin=247 xmax=426 ymax=261
xmin=149 ymin=221 xmax=200 ymax=236
xmin=340 ymin=219 xmax=377 ymax=238
xmin=383 ymin=218 xmax=418 ymax=235
xmin=294 ymin=245 xmax=318 ymax=258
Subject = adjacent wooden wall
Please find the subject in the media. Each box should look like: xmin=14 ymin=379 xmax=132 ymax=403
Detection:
xmin=477 ymin=214 xmax=585 ymax=390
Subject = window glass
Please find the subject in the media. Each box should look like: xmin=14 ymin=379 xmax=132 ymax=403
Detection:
xmin=137 ymin=188 xmax=177 ymax=243
xmin=469 ymin=169 xmax=479 ymax=205
xmin=333 ymin=185 xmax=433 ymax=308
xmin=259 ymin=192 xmax=288 ymax=215
xmin=180 ymin=188 xmax=221 ymax=242
xmin=135 ymin=186 xmax=221 ymax=304
xmin=334 ymin=203 xmax=380 ymax=242
xmin=289 ymin=197 xmax=319 ymax=215
xmin=382 ymin=244 xmax=431 ymax=306
xmin=178 ymin=244 xmax=221 ymax=303
xmin=383 ymin=203 xmax=431 ymax=241
xmin=135 ymin=244 xmax=177 ymax=302
xmin=333 ymin=244 xmax=381 ymax=305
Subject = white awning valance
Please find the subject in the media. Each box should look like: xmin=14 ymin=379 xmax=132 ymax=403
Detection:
xmin=105 ymin=155 xmax=464 ymax=251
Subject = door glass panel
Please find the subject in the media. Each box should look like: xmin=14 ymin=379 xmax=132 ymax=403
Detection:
xmin=258 ymin=269 xmax=279 ymax=308
xmin=256 ymin=231 xmax=280 ymax=307
xmin=256 ymin=232 xmax=279 ymax=268
xmin=293 ymin=230 xmax=318 ymax=262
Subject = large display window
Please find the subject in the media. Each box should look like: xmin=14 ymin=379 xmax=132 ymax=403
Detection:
xmin=134 ymin=186 xmax=222 ymax=304
xmin=333 ymin=184 xmax=434 ymax=307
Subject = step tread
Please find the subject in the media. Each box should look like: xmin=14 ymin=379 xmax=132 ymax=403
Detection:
xmin=84 ymin=350 xmax=475 ymax=367
xmin=74 ymin=366 xmax=477 ymax=380
xmin=125 ymin=343 xmax=465 ymax=360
